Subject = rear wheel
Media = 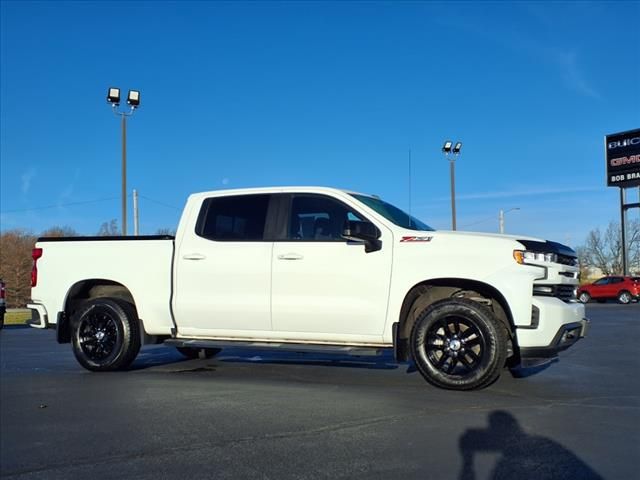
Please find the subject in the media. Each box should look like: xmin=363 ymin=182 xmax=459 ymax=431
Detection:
xmin=176 ymin=347 xmax=221 ymax=359
xmin=71 ymin=298 xmax=141 ymax=371
xmin=578 ymin=292 xmax=591 ymax=304
xmin=618 ymin=291 xmax=632 ymax=304
xmin=410 ymin=298 xmax=508 ymax=391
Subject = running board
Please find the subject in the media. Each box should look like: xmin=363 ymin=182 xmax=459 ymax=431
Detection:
xmin=164 ymin=338 xmax=389 ymax=357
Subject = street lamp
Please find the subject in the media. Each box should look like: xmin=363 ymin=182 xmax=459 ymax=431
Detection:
xmin=499 ymin=207 xmax=520 ymax=234
xmin=442 ymin=140 xmax=463 ymax=230
xmin=106 ymin=87 xmax=141 ymax=236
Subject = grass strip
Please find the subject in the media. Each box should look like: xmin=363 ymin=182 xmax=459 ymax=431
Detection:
xmin=3 ymin=311 xmax=31 ymax=326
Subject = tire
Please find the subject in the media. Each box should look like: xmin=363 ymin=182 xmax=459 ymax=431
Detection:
xmin=617 ymin=291 xmax=632 ymax=304
xmin=578 ymin=292 xmax=591 ymax=304
xmin=71 ymin=298 xmax=141 ymax=372
xmin=176 ymin=346 xmax=221 ymax=359
xmin=410 ymin=298 xmax=508 ymax=391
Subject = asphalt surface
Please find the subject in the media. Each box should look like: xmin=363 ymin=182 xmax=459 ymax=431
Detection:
xmin=1 ymin=304 xmax=638 ymax=480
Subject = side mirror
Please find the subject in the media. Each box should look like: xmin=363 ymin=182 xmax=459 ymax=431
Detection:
xmin=342 ymin=220 xmax=382 ymax=253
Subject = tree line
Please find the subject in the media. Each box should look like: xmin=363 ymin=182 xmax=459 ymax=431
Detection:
xmin=576 ymin=219 xmax=640 ymax=279
xmin=0 ymin=221 xmax=175 ymax=308
xmin=0 ymin=220 xmax=637 ymax=308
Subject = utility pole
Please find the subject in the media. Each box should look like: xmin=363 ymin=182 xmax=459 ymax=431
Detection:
xmin=133 ymin=189 xmax=139 ymax=236
xmin=499 ymin=207 xmax=520 ymax=234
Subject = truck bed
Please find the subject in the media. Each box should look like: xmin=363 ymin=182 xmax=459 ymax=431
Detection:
xmin=31 ymin=236 xmax=176 ymax=335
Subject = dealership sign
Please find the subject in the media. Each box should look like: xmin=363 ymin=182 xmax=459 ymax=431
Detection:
xmin=606 ymin=128 xmax=640 ymax=187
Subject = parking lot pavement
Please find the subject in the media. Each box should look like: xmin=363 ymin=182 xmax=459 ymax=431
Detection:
xmin=1 ymin=304 xmax=638 ymax=479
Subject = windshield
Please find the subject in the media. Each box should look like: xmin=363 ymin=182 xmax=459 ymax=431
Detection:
xmin=351 ymin=194 xmax=434 ymax=231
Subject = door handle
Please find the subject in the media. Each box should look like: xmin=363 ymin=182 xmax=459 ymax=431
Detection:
xmin=183 ymin=253 xmax=206 ymax=260
xmin=277 ymin=253 xmax=304 ymax=260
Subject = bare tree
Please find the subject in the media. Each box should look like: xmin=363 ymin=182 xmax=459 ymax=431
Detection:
xmin=97 ymin=219 xmax=121 ymax=236
xmin=578 ymin=220 xmax=640 ymax=276
xmin=0 ymin=226 xmax=83 ymax=307
xmin=41 ymin=226 xmax=79 ymax=238
xmin=0 ymin=229 xmax=37 ymax=308
xmin=156 ymin=227 xmax=176 ymax=236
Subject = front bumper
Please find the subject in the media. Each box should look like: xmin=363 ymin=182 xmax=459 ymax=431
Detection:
xmin=514 ymin=295 xmax=588 ymax=365
xmin=520 ymin=318 xmax=589 ymax=359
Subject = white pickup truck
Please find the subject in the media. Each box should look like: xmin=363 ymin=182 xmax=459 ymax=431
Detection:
xmin=28 ymin=187 xmax=588 ymax=390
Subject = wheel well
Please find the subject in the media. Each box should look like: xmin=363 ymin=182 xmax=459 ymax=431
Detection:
xmin=396 ymin=279 xmax=516 ymax=361
xmin=65 ymin=279 xmax=135 ymax=316
xmin=58 ymin=280 xmax=138 ymax=344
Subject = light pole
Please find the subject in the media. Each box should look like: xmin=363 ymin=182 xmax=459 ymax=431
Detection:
xmin=442 ymin=140 xmax=462 ymax=230
xmin=106 ymin=88 xmax=141 ymax=236
xmin=499 ymin=207 xmax=520 ymax=234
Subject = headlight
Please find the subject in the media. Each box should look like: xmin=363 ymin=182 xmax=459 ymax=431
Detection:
xmin=513 ymin=250 xmax=558 ymax=264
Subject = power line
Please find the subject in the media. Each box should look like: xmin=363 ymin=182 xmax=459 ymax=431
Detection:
xmin=1 ymin=197 xmax=120 ymax=214
xmin=460 ymin=215 xmax=497 ymax=229
xmin=1 ymin=194 xmax=182 ymax=215
xmin=139 ymin=195 xmax=181 ymax=210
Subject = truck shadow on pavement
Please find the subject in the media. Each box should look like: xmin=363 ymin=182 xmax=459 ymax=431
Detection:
xmin=132 ymin=346 xmax=403 ymax=371
xmin=458 ymin=410 xmax=603 ymax=480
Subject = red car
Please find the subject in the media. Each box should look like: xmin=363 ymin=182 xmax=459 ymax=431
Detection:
xmin=577 ymin=276 xmax=640 ymax=304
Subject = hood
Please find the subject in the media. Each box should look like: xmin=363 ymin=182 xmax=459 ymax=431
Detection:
xmin=429 ymin=230 xmax=545 ymax=243
xmin=418 ymin=230 xmax=576 ymax=258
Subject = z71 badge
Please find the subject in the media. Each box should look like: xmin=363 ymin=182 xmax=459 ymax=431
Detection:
xmin=400 ymin=236 xmax=433 ymax=242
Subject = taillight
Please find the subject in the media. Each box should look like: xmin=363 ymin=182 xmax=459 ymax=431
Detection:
xmin=0 ymin=281 xmax=5 ymax=299
xmin=31 ymin=248 xmax=43 ymax=287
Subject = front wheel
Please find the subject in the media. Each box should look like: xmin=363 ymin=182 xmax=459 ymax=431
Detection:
xmin=618 ymin=291 xmax=632 ymax=304
xmin=578 ymin=292 xmax=591 ymax=304
xmin=410 ymin=298 xmax=508 ymax=391
xmin=71 ymin=298 xmax=141 ymax=371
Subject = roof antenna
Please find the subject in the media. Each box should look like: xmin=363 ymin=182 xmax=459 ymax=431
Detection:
xmin=408 ymin=148 xmax=412 ymax=218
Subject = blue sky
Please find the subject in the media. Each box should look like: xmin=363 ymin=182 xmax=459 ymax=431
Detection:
xmin=1 ymin=1 xmax=639 ymax=246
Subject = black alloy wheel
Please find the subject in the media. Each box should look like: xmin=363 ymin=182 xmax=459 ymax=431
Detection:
xmin=425 ymin=315 xmax=485 ymax=376
xmin=71 ymin=298 xmax=141 ymax=371
xmin=411 ymin=298 xmax=508 ymax=390
xmin=78 ymin=309 xmax=119 ymax=362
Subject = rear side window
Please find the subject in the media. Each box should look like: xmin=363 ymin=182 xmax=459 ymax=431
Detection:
xmin=196 ymin=194 xmax=271 ymax=241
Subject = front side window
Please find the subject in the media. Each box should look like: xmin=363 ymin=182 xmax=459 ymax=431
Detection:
xmin=288 ymin=195 xmax=365 ymax=241
xmin=350 ymin=194 xmax=434 ymax=231
xmin=196 ymin=194 xmax=270 ymax=241
xmin=593 ymin=278 xmax=609 ymax=286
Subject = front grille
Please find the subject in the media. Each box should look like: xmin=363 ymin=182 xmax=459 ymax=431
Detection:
xmin=555 ymin=284 xmax=576 ymax=302
xmin=533 ymin=284 xmax=577 ymax=303
xmin=556 ymin=254 xmax=578 ymax=266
